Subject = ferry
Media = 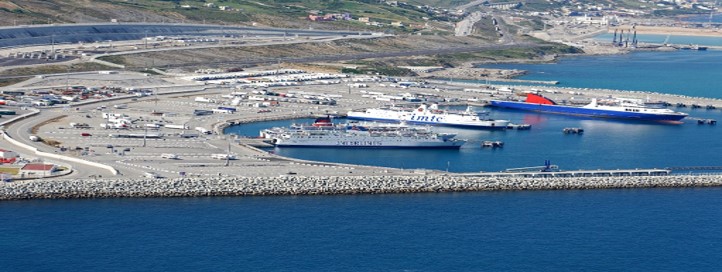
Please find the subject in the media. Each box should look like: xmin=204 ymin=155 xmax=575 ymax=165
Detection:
xmin=346 ymin=104 xmax=510 ymax=129
xmin=489 ymin=93 xmax=688 ymax=123
xmin=266 ymin=118 xmax=466 ymax=148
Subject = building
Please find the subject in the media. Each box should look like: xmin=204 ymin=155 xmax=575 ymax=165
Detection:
xmin=308 ymin=13 xmax=351 ymax=22
xmin=21 ymin=163 xmax=56 ymax=177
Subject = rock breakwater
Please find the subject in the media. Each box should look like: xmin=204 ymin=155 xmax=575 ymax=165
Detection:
xmin=2 ymin=175 xmax=722 ymax=200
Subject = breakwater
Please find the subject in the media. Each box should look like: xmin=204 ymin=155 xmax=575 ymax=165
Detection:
xmin=2 ymin=175 xmax=722 ymax=200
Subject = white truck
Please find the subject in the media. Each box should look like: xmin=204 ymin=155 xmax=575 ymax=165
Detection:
xmin=160 ymin=153 xmax=179 ymax=159
xmin=164 ymin=124 xmax=189 ymax=130
xmin=195 ymin=127 xmax=211 ymax=135
xmin=211 ymin=154 xmax=236 ymax=160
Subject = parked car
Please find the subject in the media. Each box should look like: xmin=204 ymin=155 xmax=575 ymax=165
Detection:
xmin=81 ymin=133 xmax=92 ymax=137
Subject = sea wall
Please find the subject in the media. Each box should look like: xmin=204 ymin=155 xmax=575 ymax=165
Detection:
xmin=2 ymin=175 xmax=721 ymax=200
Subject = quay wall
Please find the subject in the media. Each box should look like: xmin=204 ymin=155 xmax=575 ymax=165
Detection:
xmin=2 ymin=175 xmax=722 ymax=200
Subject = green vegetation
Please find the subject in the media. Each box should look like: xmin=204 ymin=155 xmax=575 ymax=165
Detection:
xmin=406 ymin=0 xmax=468 ymax=8
xmin=141 ymin=68 xmax=163 ymax=75
xmin=0 ymin=167 xmax=20 ymax=175
xmin=516 ymin=17 xmax=545 ymax=31
xmin=97 ymin=55 xmax=128 ymax=66
xmin=0 ymin=63 xmax=114 ymax=77
xmin=0 ymin=77 xmax=30 ymax=87
xmin=342 ymin=64 xmax=415 ymax=76
xmin=434 ymin=45 xmax=582 ymax=64
xmin=102 ymin=0 xmax=444 ymax=24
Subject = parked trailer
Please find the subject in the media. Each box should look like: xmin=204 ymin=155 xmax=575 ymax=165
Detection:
xmin=164 ymin=124 xmax=189 ymax=130
xmin=195 ymin=127 xmax=211 ymax=134
xmin=109 ymin=133 xmax=164 ymax=138
xmin=217 ymin=106 xmax=237 ymax=112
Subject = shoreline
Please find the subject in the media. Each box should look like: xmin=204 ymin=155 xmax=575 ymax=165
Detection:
xmin=2 ymin=175 xmax=721 ymax=201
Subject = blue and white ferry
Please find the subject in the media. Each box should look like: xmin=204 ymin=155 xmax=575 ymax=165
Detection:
xmin=346 ymin=104 xmax=510 ymax=129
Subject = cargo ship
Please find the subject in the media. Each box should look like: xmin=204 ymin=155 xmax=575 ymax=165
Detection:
xmin=489 ymin=93 xmax=688 ymax=123
xmin=266 ymin=118 xmax=466 ymax=148
xmin=346 ymin=104 xmax=509 ymax=129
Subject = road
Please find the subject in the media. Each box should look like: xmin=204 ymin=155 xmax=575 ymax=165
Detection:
xmin=455 ymin=11 xmax=482 ymax=36
xmin=0 ymin=23 xmax=373 ymax=49
xmin=456 ymin=0 xmax=487 ymax=12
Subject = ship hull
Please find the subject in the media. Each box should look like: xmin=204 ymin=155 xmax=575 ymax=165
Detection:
xmin=274 ymin=138 xmax=464 ymax=148
xmin=489 ymin=100 xmax=687 ymax=122
xmin=346 ymin=112 xmax=508 ymax=129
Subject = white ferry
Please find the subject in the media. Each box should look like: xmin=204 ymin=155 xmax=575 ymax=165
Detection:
xmin=346 ymin=104 xmax=510 ymax=129
xmin=267 ymin=118 xmax=466 ymax=148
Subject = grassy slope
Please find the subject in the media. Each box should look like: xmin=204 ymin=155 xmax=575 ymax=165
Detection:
xmin=0 ymin=0 xmax=453 ymax=29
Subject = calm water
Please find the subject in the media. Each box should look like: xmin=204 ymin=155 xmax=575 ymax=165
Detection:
xmin=595 ymin=33 xmax=722 ymax=47
xmin=4 ymin=51 xmax=722 ymax=271
xmin=225 ymin=110 xmax=722 ymax=172
xmin=2 ymin=188 xmax=722 ymax=271
xmin=481 ymin=50 xmax=722 ymax=98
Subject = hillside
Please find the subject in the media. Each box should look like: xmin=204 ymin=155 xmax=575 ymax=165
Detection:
xmin=0 ymin=0 xmax=467 ymax=32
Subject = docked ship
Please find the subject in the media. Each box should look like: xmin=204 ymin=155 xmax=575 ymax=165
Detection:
xmin=266 ymin=118 xmax=466 ymax=148
xmin=489 ymin=93 xmax=688 ymax=123
xmin=346 ymin=104 xmax=510 ymax=129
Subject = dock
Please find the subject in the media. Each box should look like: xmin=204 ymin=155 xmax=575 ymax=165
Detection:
xmin=237 ymin=138 xmax=275 ymax=147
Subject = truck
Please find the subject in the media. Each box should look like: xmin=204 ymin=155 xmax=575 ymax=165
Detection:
xmin=211 ymin=154 xmax=236 ymax=160
xmin=179 ymin=132 xmax=199 ymax=138
xmin=195 ymin=127 xmax=211 ymax=135
xmin=217 ymin=106 xmax=237 ymax=112
xmin=145 ymin=123 xmax=162 ymax=129
xmin=194 ymin=97 xmax=215 ymax=103
xmin=193 ymin=109 xmax=213 ymax=116
xmin=212 ymin=109 xmax=233 ymax=114
xmin=160 ymin=153 xmax=179 ymax=159
xmin=164 ymin=124 xmax=189 ymax=130
xmin=69 ymin=122 xmax=91 ymax=129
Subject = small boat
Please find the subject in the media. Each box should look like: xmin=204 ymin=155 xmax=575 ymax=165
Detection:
xmin=563 ymin=127 xmax=584 ymax=134
xmin=482 ymin=140 xmax=504 ymax=148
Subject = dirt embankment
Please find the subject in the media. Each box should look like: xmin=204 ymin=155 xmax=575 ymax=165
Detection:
xmin=119 ymin=35 xmax=505 ymax=69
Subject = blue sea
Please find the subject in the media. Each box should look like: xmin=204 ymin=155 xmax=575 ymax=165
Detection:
xmin=4 ymin=50 xmax=722 ymax=271
xmin=2 ymin=188 xmax=722 ymax=271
